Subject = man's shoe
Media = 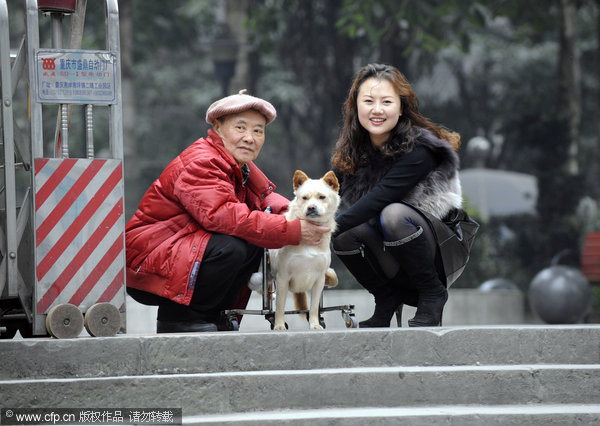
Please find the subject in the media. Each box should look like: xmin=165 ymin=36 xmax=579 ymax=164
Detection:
xmin=156 ymin=319 xmax=218 ymax=333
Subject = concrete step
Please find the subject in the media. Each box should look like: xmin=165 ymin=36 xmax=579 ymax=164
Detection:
xmin=2 ymin=326 xmax=599 ymax=423
xmin=2 ymin=364 xmax=599 ymax=416
xmin=2 ymin=326 xmax=599 ymax=380
xmin=186 ymin=404 xmax=600 ymax=425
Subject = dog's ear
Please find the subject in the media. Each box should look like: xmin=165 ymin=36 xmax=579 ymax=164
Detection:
xmin=322 ymin=171 xmax=339 ymax=192
xmin=293 ymin=170 xmax=309 ymax=190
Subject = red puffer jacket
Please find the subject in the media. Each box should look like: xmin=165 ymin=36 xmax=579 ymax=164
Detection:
xmin=125 ymin=129 xmax=301 ymax=306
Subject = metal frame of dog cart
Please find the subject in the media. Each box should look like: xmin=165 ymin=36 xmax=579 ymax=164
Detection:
xmin=223 ymin=247 xmax=358 ymax=330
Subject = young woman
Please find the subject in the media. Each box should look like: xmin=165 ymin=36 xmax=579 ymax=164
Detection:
xmin=331 ymin=63 xmax=467 ymax=327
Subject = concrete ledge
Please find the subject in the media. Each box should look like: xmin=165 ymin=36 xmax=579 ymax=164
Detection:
xmin=2 ymin=365 xmax=599 ymax=415
xmin=2 ymin=326 xmax=599 ymax=380
xmin=3 ymin=325 xmax=599 ymax=421
xmin=186 ymin=404 xmax=600 ymax=425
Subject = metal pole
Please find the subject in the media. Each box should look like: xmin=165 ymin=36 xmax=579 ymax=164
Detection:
xmin=60 ymin=104 xmax=69 ymax=158
xmin=70 ymin=0 xmax=88 ymax=160
xmin=50 ymin=13 xmax=63 ymax=48
xmin=86 ymin=105 xmax=94 ymax=159
xmin=262 ymin=250 xmax=269 ymax=311
xmin=105 ymin=0 xmax=126 ymax=331
xmin=25 ymin=0 xmax=45 ymax=334
xmin=0 ymin=0 xmax=19 ymax=296
xmin=51 ymin=12 xmax=65 ymax=158
xmin=26 ymin=0 xmax=43 ymax=158
xmin=10 ymin=37 xmax=25 ymax=98
xmin=106 ymin=0 xmax=123 ymax=160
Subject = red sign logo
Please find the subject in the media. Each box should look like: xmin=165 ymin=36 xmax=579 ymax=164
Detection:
xmin=42 ymin=58 xmax=56 ymax=70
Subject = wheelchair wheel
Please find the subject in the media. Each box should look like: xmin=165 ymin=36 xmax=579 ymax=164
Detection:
xmin=228 ymin=317 xmax=239 ymax=331
xmin=319 ymin=315 xmax=326 ymax=329
xmin=345 ymin=315 xmax=358 ymax=328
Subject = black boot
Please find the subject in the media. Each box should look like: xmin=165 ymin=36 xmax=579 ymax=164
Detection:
xmin=384 ymin=227 xmax=447 ymax=327
xmin=334 ymin=245 xmax=401 ymax=328
xmin=358 ymin=291 xmax=400 ymax=327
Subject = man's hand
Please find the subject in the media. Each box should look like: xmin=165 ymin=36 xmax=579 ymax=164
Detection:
xmin=299 ymin=220 xmax=331 ymax=246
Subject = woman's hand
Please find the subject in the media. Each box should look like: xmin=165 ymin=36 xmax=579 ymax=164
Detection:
xmin=299 ymin=220 xmax=331 ymax=246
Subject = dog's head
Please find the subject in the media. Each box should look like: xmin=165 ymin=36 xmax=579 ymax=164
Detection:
xmin=291 ymin=170 xmax=340 ymax=223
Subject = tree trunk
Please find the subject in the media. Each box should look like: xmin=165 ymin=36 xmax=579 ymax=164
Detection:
xmin=558 ymin=0 xmax=581 ymax=175
xmin=119 ymin=0 xmax=139 ymax=217
xmin=596 ymin=0 xmax=600 ymax=193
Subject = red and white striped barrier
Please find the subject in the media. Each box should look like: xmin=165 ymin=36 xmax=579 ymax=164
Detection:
xmin=34 ymin=158 xmax=125 ymax=314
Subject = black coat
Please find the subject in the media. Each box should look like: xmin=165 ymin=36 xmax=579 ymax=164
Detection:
xmin=335 ymin=128 xmax=478 ymax=287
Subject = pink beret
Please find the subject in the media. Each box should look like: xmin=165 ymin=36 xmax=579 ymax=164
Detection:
xmin=205 ymin=89 xmax=277 ymax=125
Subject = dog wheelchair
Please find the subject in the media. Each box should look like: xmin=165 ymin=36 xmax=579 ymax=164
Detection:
xmin=222 ymin=247 xmax=358 ymax=331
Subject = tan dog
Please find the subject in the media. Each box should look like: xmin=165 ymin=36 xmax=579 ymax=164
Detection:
xmin=270 ymin=170 xmax=340 ymax=330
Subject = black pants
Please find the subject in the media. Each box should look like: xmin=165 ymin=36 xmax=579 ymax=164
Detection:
xmin=128 ymin=234 xmax=262 ymax=323
xmin=333 ymin=203 xmax=441 ymax=297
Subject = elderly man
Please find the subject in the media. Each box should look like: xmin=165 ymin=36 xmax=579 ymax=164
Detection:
xmin=126 ymin=90 xmax=329 ymax=332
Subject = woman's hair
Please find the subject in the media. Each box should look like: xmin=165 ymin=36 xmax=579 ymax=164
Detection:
xmin=331 ymin=63 xmax=460 ymax=174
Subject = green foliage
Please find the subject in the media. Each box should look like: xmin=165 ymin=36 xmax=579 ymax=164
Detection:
xmin=591 ymin=285 xmax=600 ymax=319
xmin=336 ymin=0 xmax=490 ymax=63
